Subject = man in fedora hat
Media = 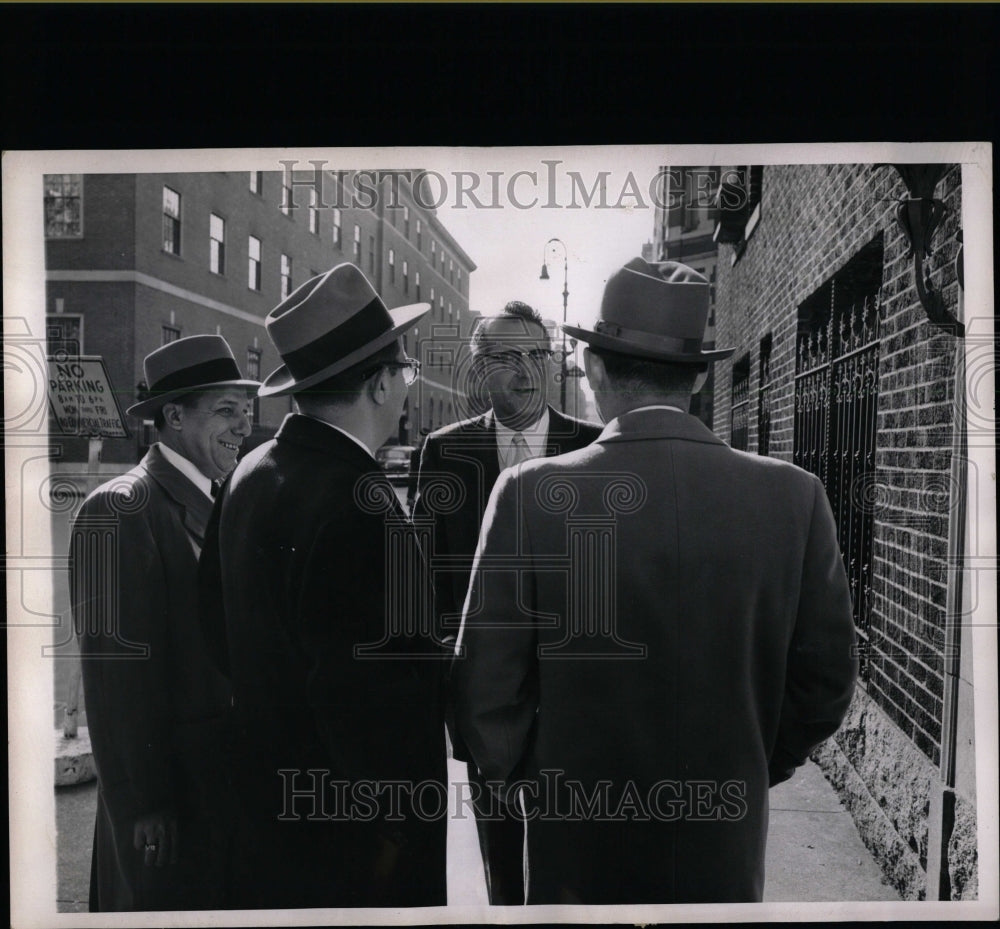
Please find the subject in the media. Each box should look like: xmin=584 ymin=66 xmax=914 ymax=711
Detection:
xmin=70 ymin=334 xmax=258 ymax=910
xmin=198 ymin=262 xmax=448 ymax=908
xmin=454 ymin=257 xmax=858 ymax=904
xmin=413 ymin=300 xmax=601 ymax=904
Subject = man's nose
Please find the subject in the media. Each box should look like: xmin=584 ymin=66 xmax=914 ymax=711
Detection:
xmin=232 ymin=411 xmax=252 ymax=437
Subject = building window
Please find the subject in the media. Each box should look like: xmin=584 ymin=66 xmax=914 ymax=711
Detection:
xmin=416 ymin=219 xmax=422 ymax=250
xmin=457 ymin=267 xmax=462 ymax=294
xmin=757 ymin=334 xmax=772 ymax=457
xmin=248 ymin=235 xmax=261 ymax=291
xmin=793 ymin=236 xmax=884 ymax=681
xmin=308 ymin=188 xmax=320 ymax=234
xmin=431 ymin=240 xmax=436 ymax=263
xmin=715 ymin=165 xmax=764 ymax=254
xmin=332 ymin=208 xmax=342 ymax=248
xmin=415 ymin=271 xmax=421 ymax=301
xmin=44 ymin=174 xmax=83 ymax=238
xmin=430 ymin=286 xmax=435 ymax=310
xmin=368 ymin=235 xmax=376 ymax=273
xmin=449 ymin=257 xmax=454 ymax=284
xmin=403 ymin=205 xmax=410 ymax=238
xmin=730 ymin=354 xmax=750 ymax=452
xmin=162 ymin=325 xmax=181 ymax=345
xmin=439 ymin=295 xmax=444 ymax=320
xmin=280 ymin=253 xmax=292 ymax=299
xmin=448 ymin=301 xmax=453 ymax=321
xmin=46 ymin=314 xmax=83 ymax=357
xmin=247 ymin=348 xmax=261 ymax=424
xmin=388 ymin=248 xmax=395 ymax=284
xmin=281 ymin=178 xmax=292 ymax=216
xmin=249 ymin=171 xmax=263 ymax=194
xmin=209 ymin=213 xmax=225 ymax=275
xmin=440 ymin=249 xmax=445 ymax=273
xmin=353 ymin=224 xmax=361 ymax=262
xmin=403 ymin=259 xmax=409 ymax=295
xmin=162 ymin=186 xmax=181 ymax=255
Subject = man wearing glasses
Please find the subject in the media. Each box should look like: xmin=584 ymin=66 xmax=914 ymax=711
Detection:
xmin=199 ymin=264 xmax=448 ymax=908
xmin=413 ymin=301 xmax=601 ymax=904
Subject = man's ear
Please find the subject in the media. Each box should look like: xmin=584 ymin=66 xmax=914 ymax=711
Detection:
xmin=160 ymin=402 xmax=185 ymax=431
xmin=367 ymin=366 xmax=391 ymax=406
xmin=582 ymin=348 xmax=604 ymax=391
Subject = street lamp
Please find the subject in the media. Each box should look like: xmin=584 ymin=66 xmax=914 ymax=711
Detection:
xmin=540 ymin=238 xmax=569 ymax=413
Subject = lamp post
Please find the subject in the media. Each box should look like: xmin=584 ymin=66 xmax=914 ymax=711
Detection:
xmin=540 ymin=238 xmax=569 ymax=414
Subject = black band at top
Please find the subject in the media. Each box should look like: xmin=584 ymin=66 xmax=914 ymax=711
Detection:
xmin=149 ymin=357 xmax=244 ymax=394
xmin=281 ymin=297 xmax=394 ymax=380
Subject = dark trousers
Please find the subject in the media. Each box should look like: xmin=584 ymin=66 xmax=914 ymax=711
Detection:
xmin=467 ymin=762 xmax=525 ymax=905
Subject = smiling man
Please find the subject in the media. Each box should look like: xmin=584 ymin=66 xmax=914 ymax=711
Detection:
xmin=70 ymin=334 xmax=257 ymax=911
xmin=413 ymin=301 xmax=601 ymax=904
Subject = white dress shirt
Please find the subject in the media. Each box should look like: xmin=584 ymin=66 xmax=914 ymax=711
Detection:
xmin=156 ymin=442 xmax=214 ymax=500
xmin=495 ymin=408 xmax=550 ymax=470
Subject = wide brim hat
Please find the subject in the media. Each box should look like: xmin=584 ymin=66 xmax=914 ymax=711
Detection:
xmin=126 ymin=334 xmax=261 ymax=417
xmin=259 ymin=262 xmax=429 ymax=397
xmin=563 ymin=257 xmax=735 ymax=364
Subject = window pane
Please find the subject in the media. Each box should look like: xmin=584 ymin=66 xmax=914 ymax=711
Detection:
xmin=44 ymin=174 xmax=83 ymax=238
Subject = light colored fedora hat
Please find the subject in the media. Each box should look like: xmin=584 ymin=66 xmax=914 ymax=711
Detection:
xmin=563 ymin=257 xmax=734 ymax=364
xmin=126 ymin=334 xmax=260 ymax=417
xmin=259 ymin=262 xmax=429 ymax=397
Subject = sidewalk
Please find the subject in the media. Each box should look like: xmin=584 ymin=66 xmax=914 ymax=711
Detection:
xmin=56 ymin=756 xmax=898 ymax=911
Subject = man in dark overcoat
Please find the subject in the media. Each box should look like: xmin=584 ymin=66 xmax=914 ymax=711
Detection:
xmin=199 ymin=263 xmax=449 ymax=908
xmin=70 ymin=334 xmax=258 ymax=910
xmin=414 ymin=301 xmax=601 ymax=904
xmin=454 ymin=258 xmax=858 ymax=904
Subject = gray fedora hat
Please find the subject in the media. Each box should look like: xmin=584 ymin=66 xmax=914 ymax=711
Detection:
xmin=563 ymin=257 xmax=735 ymax=364
xmin=126 ymin=334 xmax=260 ymax=417
xmin=259 ymin=263 xmax=429 ymax=397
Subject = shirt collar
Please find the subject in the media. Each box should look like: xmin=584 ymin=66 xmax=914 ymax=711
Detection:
xmin=155 ymin=442 xmax=214 ymax=499
xmin=299 ymin=414 xmax=375 ymax=459
xmin=626 ymin=404 xmax=688 ymax=415
xmin=495 ymin=407 xmax=550 ymax=448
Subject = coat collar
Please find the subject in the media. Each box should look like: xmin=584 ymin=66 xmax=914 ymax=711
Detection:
xmin=141 ymin=444 xmax=214 ymax=542
xmin=596 ymin=408 xmax=726 ymax=446
xmin=275 ymin=413 xmax=381 ymax=472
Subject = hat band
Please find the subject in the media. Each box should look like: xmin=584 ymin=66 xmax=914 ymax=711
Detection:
xmin=280 ymin=297 xmax=394 ymax=380
xmin=149 ymin=357 xmax=245 ymax=394
xmin=594 ymin=320 xmax=703 ymax=355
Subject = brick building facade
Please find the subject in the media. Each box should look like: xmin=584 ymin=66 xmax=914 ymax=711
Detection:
xmin=43 ymin=169 xmax=476 ymax=478
xmin=710 ymin=163 xmax=976 ymax=899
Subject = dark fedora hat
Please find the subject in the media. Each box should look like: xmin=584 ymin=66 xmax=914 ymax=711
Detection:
xmin=126 ymin=334 xmax=260 ymax=417
xmin=259 ymin=263 xmax=429 ymax=397
xmin=563 ymin=257 xmax=734 ymax=364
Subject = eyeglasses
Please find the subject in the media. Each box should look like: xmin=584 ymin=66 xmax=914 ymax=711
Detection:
xmin=364 ymin=356 xmax=422 ymax=386
xmin=480 ymin=348 xmax=554 ymax=367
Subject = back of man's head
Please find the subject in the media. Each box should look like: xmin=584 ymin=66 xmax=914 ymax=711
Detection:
xmin=295 ymin=341 xmax=402 ymax=413
xmin=591 ymin=347 xmax=704 ymax=404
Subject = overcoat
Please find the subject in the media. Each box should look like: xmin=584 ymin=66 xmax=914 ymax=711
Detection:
xmin=413 ymin=405 xmax=601 ymax=903
xmin=70 ymin=445 xmax=232 ymax=911
xmin=454 ymin=408 xmax=858 ymax=904
xmin=198 ymin=413 xmax=448 ymax=909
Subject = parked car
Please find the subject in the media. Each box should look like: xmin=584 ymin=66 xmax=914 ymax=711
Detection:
xmin=376 ymin=444 xmax=416 ymax=480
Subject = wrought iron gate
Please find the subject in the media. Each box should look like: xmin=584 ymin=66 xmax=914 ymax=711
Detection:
xmin=794 ymin=254 xmax=882 ymax=680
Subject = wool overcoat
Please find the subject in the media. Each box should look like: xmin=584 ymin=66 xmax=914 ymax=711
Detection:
xmin=70 ymin=445 xmax=232 ymax=911
xmin=198 ymin=413 xmax=448 ymax=909
xmin=413 ymin=405 xmax=601 ymax=903
xmin=454 ymin=408 xmax=858 ymax=904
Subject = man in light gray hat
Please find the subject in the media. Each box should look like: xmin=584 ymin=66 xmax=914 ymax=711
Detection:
xmin=454 ymin=257 xmax=858 ymax=904
xmin=199 ymin=262 xmax=449 ymax=909
xmin=71 ymin=334 xmax=257 ymax=910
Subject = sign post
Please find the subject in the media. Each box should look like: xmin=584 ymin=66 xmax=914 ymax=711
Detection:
xmin=47 ymin=355 xmax=128 ymax=765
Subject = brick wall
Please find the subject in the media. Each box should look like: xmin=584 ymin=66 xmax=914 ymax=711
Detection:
xmin=712 ymin=163 xmax=962 ymax=762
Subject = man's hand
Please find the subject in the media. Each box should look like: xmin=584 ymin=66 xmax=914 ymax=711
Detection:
xmin=132 ymin=810 xmax=179 ymax=867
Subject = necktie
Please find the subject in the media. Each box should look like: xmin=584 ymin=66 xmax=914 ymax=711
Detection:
xmin=510 ymin=432 xmax=531 ymax=467
xmin=209 ymin=480 xmax=219 ymax=498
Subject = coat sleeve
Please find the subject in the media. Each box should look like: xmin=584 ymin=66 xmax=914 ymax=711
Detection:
xmin=70 ymin=489 xmax=178 ymax=820
xmin=453 ymin=468 xmax=539 ymax=783
xmin=768 ymin=475 xmax=859 ymax=786
xmin=412 ymin=437 xmax=456 ymax=644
